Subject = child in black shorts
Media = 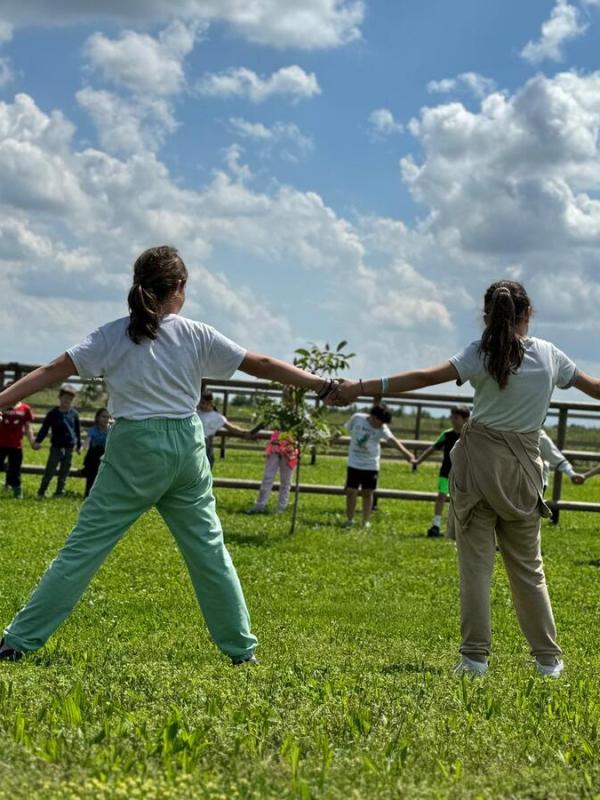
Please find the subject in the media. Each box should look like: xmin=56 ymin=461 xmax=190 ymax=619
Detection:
xmin=343 ymin=404 xmax=414 ymax=529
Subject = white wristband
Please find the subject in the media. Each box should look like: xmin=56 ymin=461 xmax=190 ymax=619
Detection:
xmin=381 ymin=376 xmax=390 ymax=393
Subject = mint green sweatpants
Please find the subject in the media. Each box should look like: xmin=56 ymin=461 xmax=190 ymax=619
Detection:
xmin=4 ymin=416 xmax=257 ymax=660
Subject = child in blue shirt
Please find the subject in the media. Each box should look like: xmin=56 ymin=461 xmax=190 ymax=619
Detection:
xmin=82 ymin=407 xmax=111 ymax=497
xmin=33 ymin=384 xmax=81 ymax=498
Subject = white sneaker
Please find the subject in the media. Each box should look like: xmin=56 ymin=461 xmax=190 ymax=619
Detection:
xmin=362 ymin=521 xmax=371 ymax=530
xmin=232 ymin=654 xmax=259 ymax=667
xmin=536 ymin=659 xmax=564 ymax=679
xmin=454 ymin=655 xmax=489 ymax=676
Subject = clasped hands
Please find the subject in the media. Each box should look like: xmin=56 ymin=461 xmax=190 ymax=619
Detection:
xmin=321 ymin=379 xmax=361 ymax=406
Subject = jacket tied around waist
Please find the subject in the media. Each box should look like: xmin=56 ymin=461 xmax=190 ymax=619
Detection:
xmin=448 ymin=420 xmax=551 ymax=539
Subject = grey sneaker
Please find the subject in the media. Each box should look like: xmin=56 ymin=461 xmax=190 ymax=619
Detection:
xmin=245 ymin=506 xmax=267 ymax=515
xmin=340 ymin=519 xmax=354 ymax=529
xmin=454 ymin=655 xmax=488 ymax=676
xmin=0 ymin=637 xmax=23 ymax=662
xmin=536 ymin=659 xmax=564 ymax=679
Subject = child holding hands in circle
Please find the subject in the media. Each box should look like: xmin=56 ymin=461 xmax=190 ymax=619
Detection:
xmin=330 ymin=280 xmax=600 ymax=678
xmin=0 ymin=245 xmax=337 ymax=664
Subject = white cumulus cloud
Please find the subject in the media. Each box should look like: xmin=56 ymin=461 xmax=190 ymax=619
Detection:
xmin=84 ymin=20 xmax=199 ymax=96
xmin=0 ymin=1 xmax=365 ymax=50
xmin=0 ymin=91 xmax=459 ymax=372
xmin=0 ymin=58 xmax=13 ymax=88
xmin=521 ymin=0 xmax=587 ymax=64
xmin=427 ymin=72 xmax=496 ymax=99
xmin=228 ymin=117 xmax=313 ymax=161
xmin=367 ymin=108 xmax=403 ymax=140
xmin=197 ymin=65 xmax=321 ymax=103
xmin=394 ymin=69 xmax=600 ymax=364
xmin=0 ymin=21 xmax=13 ymax=43
xmin=7 ymin=57 xmax=600 ymax=376
xmin=0 ymin=20 xmax=14 ymax=87
xmin=77 ymin=88 xmax=177 ymax=154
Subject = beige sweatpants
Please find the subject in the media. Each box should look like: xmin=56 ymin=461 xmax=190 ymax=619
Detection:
xmin=455 ymin=499 xmax=561 ymax=665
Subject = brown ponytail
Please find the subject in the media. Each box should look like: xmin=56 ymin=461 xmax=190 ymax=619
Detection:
xmin=479 ymin=280 xmax=531 ymax=389
xmin=127 ymin=246 xmax=188 ymax=344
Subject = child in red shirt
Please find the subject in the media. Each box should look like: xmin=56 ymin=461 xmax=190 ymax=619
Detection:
xmin=0 ymin=391 xmax=35 ymax=498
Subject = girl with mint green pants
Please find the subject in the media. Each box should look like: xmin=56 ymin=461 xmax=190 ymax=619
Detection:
xmin=4 ymin=416 xmax=256 ymax=660
xmin=0 ymin=245 xmax=335 ymax=664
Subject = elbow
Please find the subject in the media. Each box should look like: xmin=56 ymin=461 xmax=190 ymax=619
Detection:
xmin=242 ymin=352 xmax=273 ymax=378
xmin=252 ymin=356 xmax=273 ymax=378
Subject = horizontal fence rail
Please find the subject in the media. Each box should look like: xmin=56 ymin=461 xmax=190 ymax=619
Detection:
xmin=4 ymin=467 xmax=599 ymax=515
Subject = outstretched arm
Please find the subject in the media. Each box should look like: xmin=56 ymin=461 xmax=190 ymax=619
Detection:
xmin=389 ymin=436 xmax=415 ymax=463
xmin=414 ymin=444 xmax=435 ymax=467
xmin=574 ymin=371 xmax=600 ymax=401
xmin=0 ymin=354 xmax=77 ymax=411
xmin=332 ymin=362 xmax=460 ymax=405
xmin=240 ymin=352 xmax=329 ymax=394
xmin=559 ymin=372 xmax=600 ymax=480
xmin=24 ymin=420 xmax=36 ymax=447
xmin=584 ymin=464 xmax=600 ymax=480
xmin=223 ymin=420 xmax=253 ymax=439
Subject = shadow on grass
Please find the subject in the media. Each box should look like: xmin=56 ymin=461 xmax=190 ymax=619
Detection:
xmin=574 ymin=558 xmax=600 ymax=568
xmin=382 ymin=661 xmax=443 ymax=676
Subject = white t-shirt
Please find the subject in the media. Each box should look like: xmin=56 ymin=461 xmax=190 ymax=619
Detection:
xmin=450 ymin=337 xmax=577 ymax=433
xmin=199 ymin=409 xmax=227 ymax=438
xmin=68 ymin=315 xmax=246 ymax=420
xmin=539 ymin=429 xmax=575 ymax=486
xmin=345 ymin=413 xmax=393 ymax=471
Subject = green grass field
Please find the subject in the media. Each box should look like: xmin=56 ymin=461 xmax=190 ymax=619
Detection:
xmin=1 ymin=451 xmax=600 ymax=799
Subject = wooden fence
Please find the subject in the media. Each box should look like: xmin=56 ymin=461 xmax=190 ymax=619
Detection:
xmin=2 ymin=363 xmax=600 ymax=516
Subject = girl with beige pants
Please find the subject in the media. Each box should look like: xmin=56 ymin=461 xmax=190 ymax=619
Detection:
xmin=332 ymin=279 xmax=600 ymax=677
xmin=448 ymin=421 xmax=559 ymax=666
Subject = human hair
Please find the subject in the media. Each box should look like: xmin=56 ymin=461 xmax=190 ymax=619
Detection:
xmin=94 ymin=407 xmax=109 ymax=424
xmin=369 ymin=404 xmax=392 ymax=424
xmin=127 ymin=246 xmax=188 ymax=344
xmin=479 ymin=280 xmax=531 ymax=390
xmin=200 ymin=392 xmax=216 ymax=409
xmin=450 ymin=405 xmax=470 ymax=419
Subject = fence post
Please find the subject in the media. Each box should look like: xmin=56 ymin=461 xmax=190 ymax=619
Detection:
xmin=551 ymin=406 xmax=569 ymax=522
xmin=220 ymin=390 xmax=229 ymax=460
xmin=414 ymin=404 xmax=422 ymax=458
xmin=311 ymin=394 xmax=320 ymax=465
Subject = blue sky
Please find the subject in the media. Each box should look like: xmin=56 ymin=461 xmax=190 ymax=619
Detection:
xmin=1 ymin=0 xmax=600 ymax=391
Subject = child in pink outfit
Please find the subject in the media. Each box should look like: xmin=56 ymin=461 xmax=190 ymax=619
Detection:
xmin=248 ymin=430 xmax=298 ymax=514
